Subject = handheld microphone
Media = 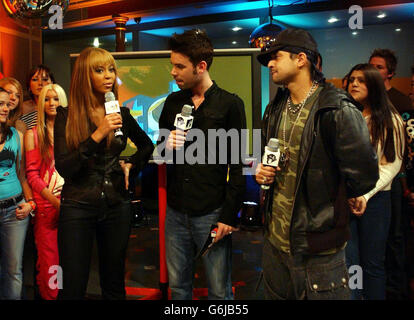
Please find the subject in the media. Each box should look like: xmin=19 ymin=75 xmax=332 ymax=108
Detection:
xmin=104 ymin=91 xmax=123 ymax=137
xmin=174 ymin=104 xmax=194 ymax=131
xmin=261 ymin=138 xmax=280 ymax=190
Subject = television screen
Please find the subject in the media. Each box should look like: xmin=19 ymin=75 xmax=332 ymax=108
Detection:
xmin=71 ymin=49 xmax=262 ymax=156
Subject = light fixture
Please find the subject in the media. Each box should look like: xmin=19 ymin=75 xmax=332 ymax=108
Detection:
xmin=249 ymin=0 xmax=285 ymax=48
xmin=395 ymin=28 xmax=401 ymax=32
xmin=352 ymin=31 xmax=358 ymax=35
xmin=93 ymin=37 xmax=100 ymax=47
xmin=328 ymin=17 xmax=339 ymax=23
xmin=232 ymin=41 xmax=237 ymax=44
xmin=377 ymin=13 xmax=386 ymax=19
xmin=232 ymin=26 xmax=242 ymax=32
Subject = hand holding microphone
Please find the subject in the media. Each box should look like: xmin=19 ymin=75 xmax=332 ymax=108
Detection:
xmin=166 ymin=104 xmax=194 ymax=150
xmin=91 ymin=92 xmax=122 ymax=143
xmin=255 ymin=138 xmax=281 ymax=190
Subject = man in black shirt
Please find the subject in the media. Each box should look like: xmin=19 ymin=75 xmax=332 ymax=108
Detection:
xmin=369 ymin=49 xmax=412 ymax=113
xmin=157 ymin=29 xmax=246 ymax=300
xmin=369 ymin=48 xmax=412 ymax=299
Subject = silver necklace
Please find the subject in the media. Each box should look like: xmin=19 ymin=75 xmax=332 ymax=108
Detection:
xmin=279 ymin=81 xmax=318 ymax=170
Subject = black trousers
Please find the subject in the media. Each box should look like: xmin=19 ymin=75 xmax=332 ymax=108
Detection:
xmin=385 ymin=177 xmax=410 ymax=299
xmin=57 ymin=199 xmax=132 ymax=300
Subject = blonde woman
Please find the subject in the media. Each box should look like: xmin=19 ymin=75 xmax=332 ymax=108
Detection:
xmin=0 ymin=77 xmax=26 ymax=133
xmin=24 ymin=84 xmax=67 ymax=300
xmin=54 ymin=47 xmax=153 ymax=300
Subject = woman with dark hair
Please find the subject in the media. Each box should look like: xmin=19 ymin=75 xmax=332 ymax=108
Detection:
xmin=25 ymin=84 xmax=67 ymax=300
xmin=0 ymin=78 xmax=26 ymax=134
xmin=21 ymin=65 xmax=55 ymax=130
xmin=345 ymin=63 xmax=405 ymax=300
xmin=54 ymin=47 xmax=154 ymax=299
xmin=0 ymin=87 xmax=34 ymax=299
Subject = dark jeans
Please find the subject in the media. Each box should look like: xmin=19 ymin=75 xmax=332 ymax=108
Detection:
xmin=385 ymin=177 xmax=410 ymax=299
xmin=165 ymin=205 xmax=233 ymax=300
xmin=57 ymin=199 xmax=132 ymax=300
xmin=346 ymin=191 xmax=391 ymax=300
xmin=262 ymin=238 xmax=350 ymax=300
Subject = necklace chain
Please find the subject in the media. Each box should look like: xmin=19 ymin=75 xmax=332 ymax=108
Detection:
xmin=281 ymin=81 xmax=318 ymax=168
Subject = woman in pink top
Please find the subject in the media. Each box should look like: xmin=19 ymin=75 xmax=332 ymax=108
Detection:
xmin=24 ymin=84 xmax=67 ymax=300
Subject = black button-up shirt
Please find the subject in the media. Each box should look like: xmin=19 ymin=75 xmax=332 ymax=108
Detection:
xmin=157 ymin=82 xmax=246 ymax=226
xmin=54 ymin=106 xmax=154 ymax=206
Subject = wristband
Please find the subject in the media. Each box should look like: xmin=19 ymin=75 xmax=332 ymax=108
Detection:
xmin=28 ymin=200 xmax=36 ymax=211
xmin=403 ymin=189 xmax=411 ymax=198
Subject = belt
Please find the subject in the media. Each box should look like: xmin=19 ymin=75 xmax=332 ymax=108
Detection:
xmin=0 ymin=194 xmax=24 ymax=209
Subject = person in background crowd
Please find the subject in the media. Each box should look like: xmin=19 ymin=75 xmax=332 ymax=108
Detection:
xmin=0 ymin=78 xmax=26 ymax=134
xmin=369 ymin=49 xmax=412 ymax=113
xmin=21 ymin=65 xmax=55 ymax=130
xmin=409 ymin=66 xmax=414 ymax=108
xmin=345 ymin=63 xmax=405 ymax=300
xmin=0 ymin=87 xmax=35 ymax=299
xmin=157 ymin=29 xmax=246 ymax=300
xmin=255 ymin=28 xmax=378 ymax=300
xmin=54 ymin=47 xmax=154 ymax=299
xmin=369 ymin=49 xmax=413 ymax=300
xmin=25 ymin=84 xmax=67 ymax=300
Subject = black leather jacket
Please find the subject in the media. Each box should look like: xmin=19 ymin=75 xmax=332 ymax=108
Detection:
xmin=262 ymin=82 xmax=379 ymax=255
xmin=54 ymin=106 xmax=154 ymax=207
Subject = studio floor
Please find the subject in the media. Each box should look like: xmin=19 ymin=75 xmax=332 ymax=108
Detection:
xmin=22 ymin=210 xmax=414 ymax=300
xmin=22 ymin=211 xmax=265 ymax=300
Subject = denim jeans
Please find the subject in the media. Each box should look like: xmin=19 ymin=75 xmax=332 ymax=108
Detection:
xmin=346 ymin=191 xmax=391 ymax=300
xmin=0 ymin=199 xmax=29 ymax=300
xmin=165 ymin=205 xmax=233 ymax=300
xmin=262 ymin=238 xmax=350 ymax=300
xmin=57 ymin=199 xmax=132 ymax=300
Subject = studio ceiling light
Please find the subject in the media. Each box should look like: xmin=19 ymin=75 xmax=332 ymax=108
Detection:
xmin=232 ymin=26 xmax=242 ymax=32
xmin=249 ymin=0 xmax=284 ymax=49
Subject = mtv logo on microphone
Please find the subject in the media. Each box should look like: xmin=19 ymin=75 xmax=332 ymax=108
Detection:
xmin=174 ymin=114 xmax=193 ymax=131
xmin=263 ymin=146 xmax=280 ymax=167
xmin=104 ymin=100 xmax=120 ymax=114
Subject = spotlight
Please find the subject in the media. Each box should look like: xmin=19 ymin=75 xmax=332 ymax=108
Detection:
xmin=328 ymin=17 xmax=339 ymax=23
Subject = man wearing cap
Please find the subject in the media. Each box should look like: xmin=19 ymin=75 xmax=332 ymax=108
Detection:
xmin=255 ymin=28 xmax=379 ymax=300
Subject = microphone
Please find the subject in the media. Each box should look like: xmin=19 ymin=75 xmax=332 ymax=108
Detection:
xmin=104 ymin=91 xmax=123 ymax=137
xmin=261 ymin=138 xmax=280 ymax=190
xmin=174 ymin=104 xmax=194 ymax=131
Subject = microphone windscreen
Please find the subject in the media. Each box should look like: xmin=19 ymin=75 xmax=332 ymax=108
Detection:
xmin=105 ymin=92 xmax=116 ymax=102
xmin=181 ymin=104 xmax=193 ymax=116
